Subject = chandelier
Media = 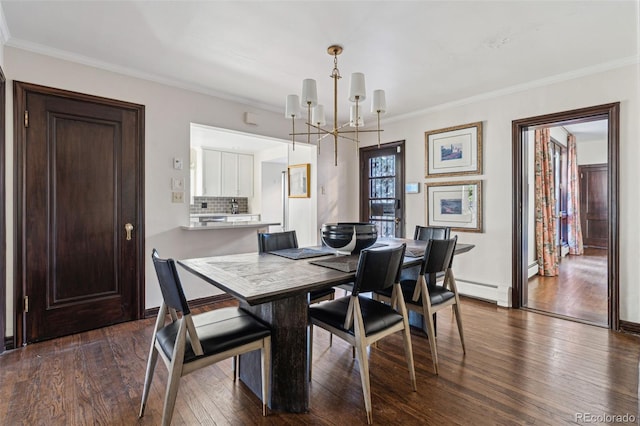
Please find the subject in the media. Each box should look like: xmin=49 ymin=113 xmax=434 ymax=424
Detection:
xmin=285 ymin=45 xmax=386 ymax=165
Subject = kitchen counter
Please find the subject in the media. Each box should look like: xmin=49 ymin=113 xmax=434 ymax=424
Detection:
xmin=190 ymin=213 xmax=258 ymax=218
xmin=181 ymin=221 xmax=279 ymax=231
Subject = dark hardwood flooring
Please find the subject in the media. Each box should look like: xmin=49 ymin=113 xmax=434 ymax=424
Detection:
xmin=527 ymin=248 xmax=608 ymax=325
xmin=1 ymin=298 xmax=638 ymax=425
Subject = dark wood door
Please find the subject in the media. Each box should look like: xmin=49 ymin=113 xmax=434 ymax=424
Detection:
xmin=580 ymin=164 xmax=608 ymax=248
xmin=359 ymin=141 xmax=405 ymax=237
xmin=15 ymin=82 xmax=144 ymax=344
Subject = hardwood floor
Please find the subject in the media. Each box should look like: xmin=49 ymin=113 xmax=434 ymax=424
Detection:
xmin=527 ymin=248 xmax=608 ymax=325
xmin=1 ymin=298 xmax=638 ymax=425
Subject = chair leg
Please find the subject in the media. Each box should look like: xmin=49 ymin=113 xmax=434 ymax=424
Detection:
xmin=232 ymin=355 xmax=239 ymax=382
xmin=139 ymin=345 xmax=159 ymax=418
xmin=161 ymin=362 xmax=183 ymax=426
xmin=354 ymin=338 xmax=372 ymax=424
xmin=401 ymin=320 xmax=417 ymax=391
xmin=424 ymin=310 xmax=439 ymax=375
xmin=308 ymin=324 xmax=314 ymax=382
xmin=453 ymin=303 xmax=466 ymax=353
xmin=261 ymin=337 xmax=271 ymax=416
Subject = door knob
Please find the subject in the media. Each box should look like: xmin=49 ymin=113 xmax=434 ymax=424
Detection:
xmin=125 ymin=223 xmax=134 ymax=241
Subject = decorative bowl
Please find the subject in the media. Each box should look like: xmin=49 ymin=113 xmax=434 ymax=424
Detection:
xmin=321 ymin=222 xmax=378 ymax=255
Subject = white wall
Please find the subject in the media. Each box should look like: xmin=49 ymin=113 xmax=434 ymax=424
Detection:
xmin=287 ymin=143 xmax=318 ymax=247
xmin=577 ymin=139 xmax=608 ymax=165
xmin=357 ymin=64 xmax=639 ymax=322
xmin=3 ymin=47 xmax=297 ymax=336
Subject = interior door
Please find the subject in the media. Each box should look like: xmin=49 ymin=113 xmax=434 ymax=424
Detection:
xmin=360 ymin=141 xmax=405 ymax=237
xmin=15 ymin=82 xmax=145 ymax=344
xmin=580 ymin=164 xmax=608 ymax=248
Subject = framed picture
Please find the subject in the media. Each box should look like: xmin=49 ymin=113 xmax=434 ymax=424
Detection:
xmin=425 ymin=180 xmax=482 ymax=232
xmin=288 ymin=163 xmax=310 ymax=198
xmin=425 ymin=122 xmax=483 ymax=177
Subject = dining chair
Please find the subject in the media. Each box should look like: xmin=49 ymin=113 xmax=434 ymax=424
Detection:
xmin=139 ymin=249 xmax=272 ymax=425
xmin=308 ymin=244 xmax=416 ymax=424
xmin=257 ymin=231 xmax=336 ymax=305
xmin=413 ymin=225 xmax=450 ymax=241
xmin=374 ymin=237 xmax=465 ymax=375
xmin=401 ymin=226 xmax=450 ymax=282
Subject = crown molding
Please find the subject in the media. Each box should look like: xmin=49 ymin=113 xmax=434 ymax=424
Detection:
xmin=4 ymin=37 xmax=282 ymax=114
xmin=383 ymin=55 xmax=640 ymax=124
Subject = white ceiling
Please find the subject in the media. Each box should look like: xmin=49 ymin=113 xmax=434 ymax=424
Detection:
xmin=1 ymin=1 xmax=638 ymax=127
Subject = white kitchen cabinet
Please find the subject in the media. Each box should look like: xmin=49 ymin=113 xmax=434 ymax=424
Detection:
xmin=202 ymin=149 xmax=222 ymax=196
xmin=221 ymin=152 xmax=238 ymax=196
xmin=203 ymin=150 xmax=253 ymax=197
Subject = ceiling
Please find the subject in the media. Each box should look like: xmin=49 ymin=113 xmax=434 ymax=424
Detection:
xmin=1 ymin=1 xmax=638 ymax=127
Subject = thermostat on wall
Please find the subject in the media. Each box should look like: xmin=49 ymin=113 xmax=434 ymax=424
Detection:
xmin=405 ymin=182 xmax=420 ymax=194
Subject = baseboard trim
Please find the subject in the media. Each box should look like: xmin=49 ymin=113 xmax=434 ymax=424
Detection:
xmin=619 ymin=320 xmax=640 ymax=335
xmin=144 ymin=294 xmax=234 ymax=318
xmin=4 ymin=336 xmax=14 ymax=351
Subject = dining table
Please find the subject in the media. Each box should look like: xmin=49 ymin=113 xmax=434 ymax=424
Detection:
xmin=178 ymin=237 xmax=474 ymax=413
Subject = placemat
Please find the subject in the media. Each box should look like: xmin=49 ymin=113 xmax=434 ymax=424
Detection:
xmin=310 ymin=255 xmax=360 ymax=273
xmin=269 ymin=246 xmax=335 ymax=260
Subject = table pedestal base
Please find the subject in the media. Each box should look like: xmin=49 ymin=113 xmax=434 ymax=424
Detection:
xmin=239 ymin=294 xmax=309 ymax=413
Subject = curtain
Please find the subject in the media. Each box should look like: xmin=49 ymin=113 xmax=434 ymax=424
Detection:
xmin=534 ymin=128 xmax=559 ymax=276
xmin=567 ymin=133 xmax=584 ymax=255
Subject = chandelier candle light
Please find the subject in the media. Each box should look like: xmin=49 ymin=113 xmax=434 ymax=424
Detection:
xmin=285 ymin=45 xmax=386 ymax=165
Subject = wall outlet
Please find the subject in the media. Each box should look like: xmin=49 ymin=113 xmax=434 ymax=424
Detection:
xmin=171 ymin=177 xmax=184 ymax=190
xmin=171 ymin=191 xmax=184 ymax=203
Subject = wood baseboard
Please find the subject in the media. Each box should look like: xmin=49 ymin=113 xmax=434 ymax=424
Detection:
xmin=144 ymin=294 xmax=234 ymax=318
xmin=4 ymin=336 xmax=14 ymax=351
xmin=619 ymin=320 xmax=640 ymax=335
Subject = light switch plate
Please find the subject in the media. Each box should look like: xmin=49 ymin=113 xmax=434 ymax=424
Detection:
xmin=171 ymin=177 xmax=184 ymax=190
xmin=171 ymin=191 xmax=184 ymax=203
xmin=173 ymin=157 xmax=183 ymax=170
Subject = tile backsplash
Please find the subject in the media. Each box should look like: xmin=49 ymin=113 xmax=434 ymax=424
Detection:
xmin=190 ymin=196 xmax=248 ymax=214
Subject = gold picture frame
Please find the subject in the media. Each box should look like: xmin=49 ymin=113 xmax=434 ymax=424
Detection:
xmin=425 ymin=122 xmax=483 ymax=178
xmin=288 ymin=163 xmax=311 ymax=198
xmin=425 ymin=180 xmax=482 ymax=232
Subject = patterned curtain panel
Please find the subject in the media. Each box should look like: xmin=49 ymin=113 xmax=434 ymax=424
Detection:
xmin=567 ymin=134 xmax=584 ymax=255
xmin=534 ymin=128 xmax=559 ymax=276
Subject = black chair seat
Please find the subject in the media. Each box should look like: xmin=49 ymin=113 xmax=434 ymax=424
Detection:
xmin=310 ymin=287 xmax=336 ymax=300
xmin=309 ymin=295 xmax=403 ymax=337
xmin=156 ymin=307 xmax=270 ymax=363
xmin=375 ymin=280 xmax=454 ymax=307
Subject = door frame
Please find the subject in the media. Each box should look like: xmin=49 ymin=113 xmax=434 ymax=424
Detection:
xmin=0 ymin=67 xmax=5 ymax=352
xmin=511 ymin=103 xmax=619 ymax=330
xmin=13 ymin=81 xmax=146 ymax=346
xmin=359 ymin=140 xmax=406 ymax=237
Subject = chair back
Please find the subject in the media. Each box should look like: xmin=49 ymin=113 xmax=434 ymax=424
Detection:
xmin=352 ymin=244 xmax=406 ymax=295
xmin=420 ymin=236 xmax=457 ymax=276
xmin=257 ymin=230 xmax=298 ymax=253
xmin=414 ymin=225 xmax=450 ymax=241
xmin=152 ymin=249 xmax=190 ymax=314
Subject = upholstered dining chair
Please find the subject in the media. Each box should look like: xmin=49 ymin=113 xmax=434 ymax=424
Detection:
xmin=139 ymin=249 xmax=272 ymax=425
xmin=308 ymin=244 xmax=416 ymax=424
xmin=374 ymin=237 xmax=465 ymax=375
xmin=413 ymin=225 xmax=450 ymax=241
xmin=401 ymin=226 xmax=451 ymax=282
